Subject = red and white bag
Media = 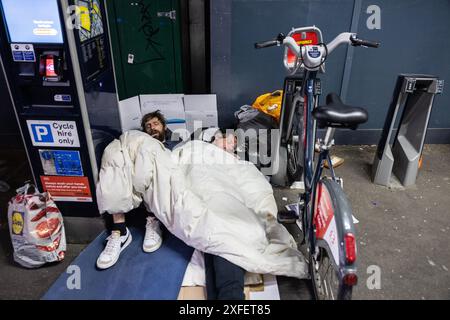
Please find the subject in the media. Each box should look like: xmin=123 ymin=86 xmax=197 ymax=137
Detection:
xmin=7 ymin=183 xmax=66 ymax=268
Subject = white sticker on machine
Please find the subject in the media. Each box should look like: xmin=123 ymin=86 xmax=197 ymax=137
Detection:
xmin=54 ymin=94 xmax=72 ymax=102
xmin=26 ymin=120 xmax=80 ymax=147
xmin=10 ymin=43 xmax=36 ymax=62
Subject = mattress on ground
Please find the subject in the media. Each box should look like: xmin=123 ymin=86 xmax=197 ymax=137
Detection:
xmin=42 ymin=227 xmax=194 ymax=300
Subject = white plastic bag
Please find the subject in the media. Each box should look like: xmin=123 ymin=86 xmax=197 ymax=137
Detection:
xmin=7 ymin=183 xmax=66 ymax=268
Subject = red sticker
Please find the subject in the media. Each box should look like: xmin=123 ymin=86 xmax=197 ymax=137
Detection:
xmin=314 ymin=183 xmax=335 ymax=239
xmin=40 ymin=176 xmax=92 ymax=202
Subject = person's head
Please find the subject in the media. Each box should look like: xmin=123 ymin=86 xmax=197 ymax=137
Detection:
xmin=141 ymin=110 xmax=166 ymax=142
xmin=212 ymin=129 xmax=237 ymax=154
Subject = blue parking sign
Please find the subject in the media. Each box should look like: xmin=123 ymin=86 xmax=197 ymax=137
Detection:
xmin=31 ymin=124 xmax=53 ymax=143
xmin=27 ymin=120 xmax=79 ymax=147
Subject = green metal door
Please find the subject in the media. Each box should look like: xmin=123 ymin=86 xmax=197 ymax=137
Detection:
xmin=107 ymin=0 xmax=184 ymax=100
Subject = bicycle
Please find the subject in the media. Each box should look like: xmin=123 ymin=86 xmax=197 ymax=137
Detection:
xmin=255 ymin=26 xmax=379 ymax=300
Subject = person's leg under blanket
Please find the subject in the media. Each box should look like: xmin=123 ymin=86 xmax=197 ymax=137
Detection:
xmin=205 ymin=253 xmax=245 ymax=300
xmin=204 ymin=253 xmax=217 ymax=300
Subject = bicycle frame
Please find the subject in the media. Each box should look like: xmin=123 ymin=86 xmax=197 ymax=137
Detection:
xmin=298 ymin=70 xmax=359 ymax=296
xmin=299 ymin=70 xmax=336 ymax=250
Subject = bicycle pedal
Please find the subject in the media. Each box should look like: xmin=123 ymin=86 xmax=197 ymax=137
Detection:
xmin=277 ymin=209 xmax=299 ymax=224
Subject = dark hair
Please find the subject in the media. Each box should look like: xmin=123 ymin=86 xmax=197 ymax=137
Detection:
xmin=141 ymin=110 xmax=166 ymax=131
xmin=210 ymin=128 xmax=235 ymax=143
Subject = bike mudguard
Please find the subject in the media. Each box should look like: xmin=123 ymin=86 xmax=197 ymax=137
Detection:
xmin=313 ymin=178 xmax=357 ymax=275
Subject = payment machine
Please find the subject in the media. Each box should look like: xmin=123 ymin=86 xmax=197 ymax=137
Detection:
xmin=0 ymin=0 xmax=121 ymax=218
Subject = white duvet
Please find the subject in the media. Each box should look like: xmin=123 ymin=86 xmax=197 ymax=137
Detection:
xmin=96 ymin=130 xmax=308 ymax=280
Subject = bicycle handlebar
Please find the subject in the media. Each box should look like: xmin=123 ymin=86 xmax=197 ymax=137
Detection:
xmin=350 ymin=35 xmax=380 ymax=48
xmin=255 ymin=33 xmax=286 ymax=49
xmin=256 ymin=30 xmax=380 ymax=72
xmin=281 ymin=32 xmax=380 ymax=59
xmin=254 ymin=40 xmax=280 ymax=49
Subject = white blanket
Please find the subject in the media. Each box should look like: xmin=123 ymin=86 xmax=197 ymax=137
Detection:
xmin=96 ymin=130 xmax=308 ymax=279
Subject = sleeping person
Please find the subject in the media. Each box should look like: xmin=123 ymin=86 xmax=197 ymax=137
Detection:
xmin=96 ymin=110 xmax=180 ymax=270
xmin=96 ymin=115 xmax=308 ymax=299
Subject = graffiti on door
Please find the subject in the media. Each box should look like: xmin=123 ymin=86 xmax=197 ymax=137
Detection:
xmin=137 ymin=0 xmax=165 ymax=63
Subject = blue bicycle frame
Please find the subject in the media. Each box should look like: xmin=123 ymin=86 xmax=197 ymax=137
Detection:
xmin=300 ymin=71 xmax=338 ymax=252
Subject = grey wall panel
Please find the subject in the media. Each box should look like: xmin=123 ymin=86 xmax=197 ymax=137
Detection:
xmin=188 ymin=0 xmax=208 ymax=93
xmin=346 ymin=0 xmax=450 ymax=130
xmin=210 ymin=0 xmax=233 ymax=126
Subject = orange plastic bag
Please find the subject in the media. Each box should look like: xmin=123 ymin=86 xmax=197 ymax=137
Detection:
xmin=252 ymin=90 xmax=283 ymax=122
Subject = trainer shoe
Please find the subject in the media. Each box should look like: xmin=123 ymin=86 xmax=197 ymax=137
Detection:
xmin=324 ymin=155 xmax=345 ymax=168
xmin=96 ymin=228 xmax=132 ymax=269
xmin=143 ymin=216 xmax=163 ymax=253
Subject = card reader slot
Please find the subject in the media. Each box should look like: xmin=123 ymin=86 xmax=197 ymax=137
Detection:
xmin=42 ymin=81 xmax=71 ymax=87
xmin=31 ymin=104 xmax=74 ymax=108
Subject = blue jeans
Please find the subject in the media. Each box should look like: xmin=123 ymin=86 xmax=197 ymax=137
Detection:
xmin=205 ymin=253 xmax=245 ymax=300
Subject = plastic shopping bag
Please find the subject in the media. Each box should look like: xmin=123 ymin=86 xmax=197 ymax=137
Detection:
xmin=7 ymin=183 xmax=66 ymax=268
xmin=252 ymin=90 xmax=283 ymax=122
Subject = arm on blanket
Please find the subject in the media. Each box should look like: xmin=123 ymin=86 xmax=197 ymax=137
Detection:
xmin=174 ymin=140 xmax=278 ymax=220
xmin=230 ymin=163 xmax=278 ymax=220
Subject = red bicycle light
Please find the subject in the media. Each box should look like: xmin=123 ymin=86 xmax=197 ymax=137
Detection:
xmin=343 ymin=273 xmax=358 ymax=286
xmin=344 ymin=233 xmax=356 ymax=264
xmin=286 ymin=31 xmax=319 ymax=67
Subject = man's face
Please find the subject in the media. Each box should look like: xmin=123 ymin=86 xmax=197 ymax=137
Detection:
xmin=144 ymin=117 xmax=165 ymax=141
xmin=213 ymin=134 xmax=237 ymax=154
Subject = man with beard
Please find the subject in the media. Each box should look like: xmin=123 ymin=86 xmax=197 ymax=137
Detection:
xmin=96 ymin=110 xmax=181 ymax=270
xmin=141 ymin=110 xmax=182 ymax=151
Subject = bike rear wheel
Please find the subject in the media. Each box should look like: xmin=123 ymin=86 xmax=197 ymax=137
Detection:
xmin=310 ymin=247 xmax=352 ymax=300
xmin=286 ymin=94 xmax=304 ymax=183
xmin=309 ymin=178 xmax=357 ymax=300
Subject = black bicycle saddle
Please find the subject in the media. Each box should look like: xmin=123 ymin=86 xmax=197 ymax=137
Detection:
xmin=312 ymin=93 xmax=368 ymax=130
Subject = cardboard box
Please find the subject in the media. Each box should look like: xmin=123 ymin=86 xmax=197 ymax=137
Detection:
xmin=177 ymin=274 xmax=280 ymax=300
xmin=178 ymin=286 xmax=206 ymax=300
xmin=185 ymin=110 xmax=218 ymax=133
xmin=248 ymin=274 xmax=280 ymax=300
xmin=183 ymin=94 xmax=217 ymax=112
xmin=183 ymin=95 xmax=218 ymax=133
xmin=118 ymin=96 xmax=142 ymax=132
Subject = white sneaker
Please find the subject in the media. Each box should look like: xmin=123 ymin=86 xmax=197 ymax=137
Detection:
xmin=143 ymin=216 xmax=163 ymax=253
xmin=96 ymin=228 xmax=132 ymax=269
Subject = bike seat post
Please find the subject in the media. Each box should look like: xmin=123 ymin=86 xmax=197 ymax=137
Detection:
xmin=321 ymin=127 xmax=336 ymax=150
